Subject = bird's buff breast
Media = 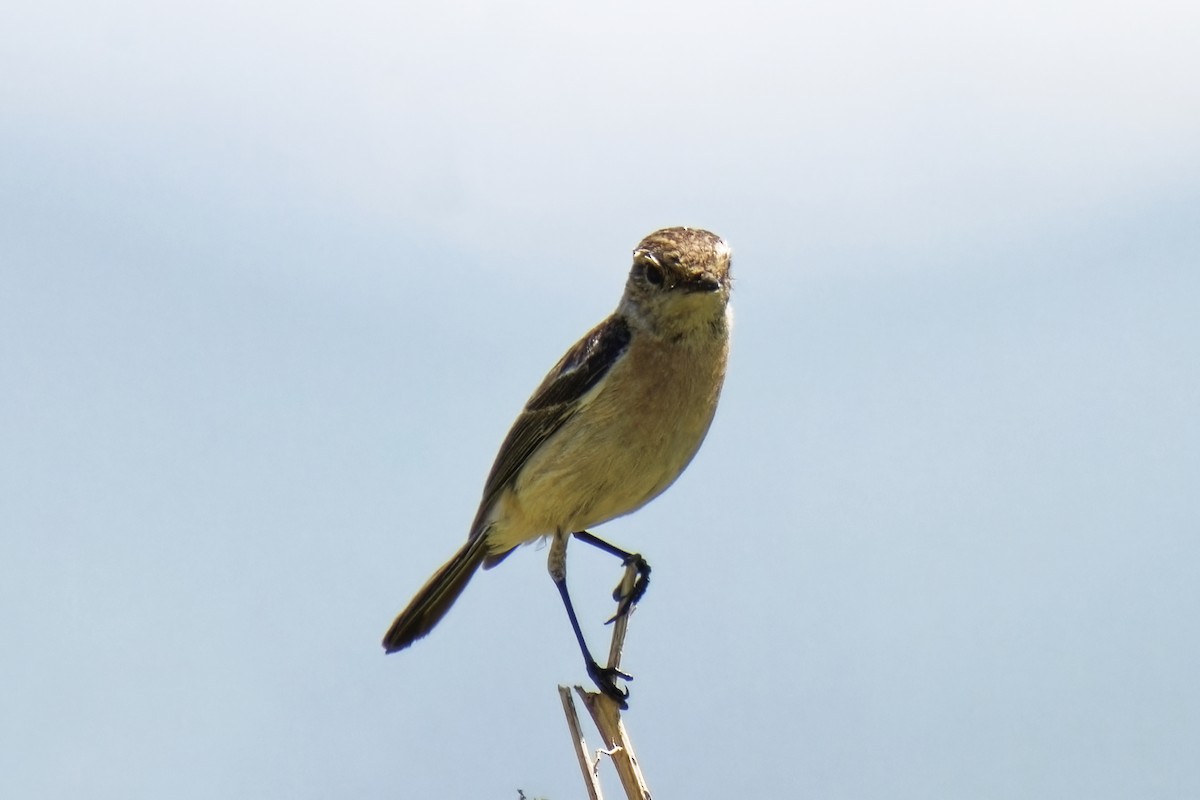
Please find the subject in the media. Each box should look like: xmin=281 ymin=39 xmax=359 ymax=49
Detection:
xmin=485 ymin=330 xmax=728 ymax=553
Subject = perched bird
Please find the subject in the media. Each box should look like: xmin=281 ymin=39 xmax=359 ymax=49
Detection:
xmin=383 ymin=227 xmax=733 ymax=704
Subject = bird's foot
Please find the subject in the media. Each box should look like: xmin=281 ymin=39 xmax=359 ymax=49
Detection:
xmin=606 ymin=554 xmax=651 ymax=624
xmin=586 ymin=660 xmax=632 ymax=708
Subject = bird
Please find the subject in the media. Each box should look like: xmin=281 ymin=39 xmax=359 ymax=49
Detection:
xmin=382 ymin=226 xmax=733 ymax=704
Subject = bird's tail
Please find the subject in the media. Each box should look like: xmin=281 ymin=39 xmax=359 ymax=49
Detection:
xmin=382 ymin=535 xmax=489 ymax=653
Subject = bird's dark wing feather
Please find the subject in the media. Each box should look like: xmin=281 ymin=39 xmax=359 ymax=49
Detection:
xmin=468 ymin=314 xmax=632 ymax=540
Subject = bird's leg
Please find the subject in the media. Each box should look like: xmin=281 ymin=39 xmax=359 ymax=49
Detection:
xmin=549 ymin=529 xmax=631 ymax=707
xmin=572 ymin=530 xmax=652 ymax=623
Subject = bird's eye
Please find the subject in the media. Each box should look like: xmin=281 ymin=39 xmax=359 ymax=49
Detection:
xmin=642 ymin=261 xmax=665 ymax=286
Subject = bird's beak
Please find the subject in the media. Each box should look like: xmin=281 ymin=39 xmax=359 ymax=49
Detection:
xmin=681 ymin=272 xmax=722 ymax=293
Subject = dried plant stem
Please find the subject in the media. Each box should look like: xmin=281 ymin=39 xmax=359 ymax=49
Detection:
xmin=558 ymin=686 xmax=605 ymax=800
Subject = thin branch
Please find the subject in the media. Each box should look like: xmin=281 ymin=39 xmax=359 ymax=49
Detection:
xmin=576 ymin=688 xmax=651 ymax=800
xmin=605 ymin=558 xmax=641 ymax=672
xmin=558 ymin=685 xmax=604 ymax=800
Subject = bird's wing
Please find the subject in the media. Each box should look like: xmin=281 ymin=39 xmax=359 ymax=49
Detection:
xmin=468 ymin=314 xmax=632 ymax=540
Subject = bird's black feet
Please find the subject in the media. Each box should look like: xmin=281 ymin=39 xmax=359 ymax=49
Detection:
xmin=587 ymin=659 xmax=632 ymax=708
xmin=607 ymin=554 xmax=651 ymax=624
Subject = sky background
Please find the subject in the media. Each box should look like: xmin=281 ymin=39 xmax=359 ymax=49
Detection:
xmin=3 ymin=1 xmax=1199 ymax=797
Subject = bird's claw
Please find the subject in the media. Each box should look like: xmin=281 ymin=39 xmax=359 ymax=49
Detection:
xmin=587 ymin=660 xmax=632 ymax=708
xmin=606 ymin=555 xmax=650 ymax=624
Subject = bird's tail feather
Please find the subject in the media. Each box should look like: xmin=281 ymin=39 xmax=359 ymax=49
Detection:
xmin=382 ymin=536 xmax=489 ymax=653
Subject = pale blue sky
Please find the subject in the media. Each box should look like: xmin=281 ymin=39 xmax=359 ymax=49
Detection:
xmin=3 ymin=1 xmax=1199 ymax=797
